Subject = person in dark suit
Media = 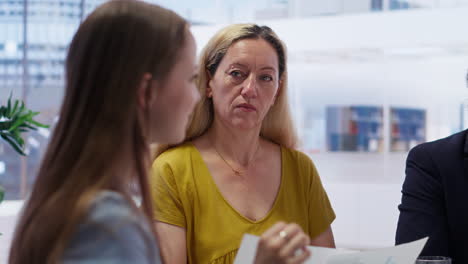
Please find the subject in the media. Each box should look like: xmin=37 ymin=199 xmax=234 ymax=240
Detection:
xmin=396 ymin=129 xmax=468 ymax=263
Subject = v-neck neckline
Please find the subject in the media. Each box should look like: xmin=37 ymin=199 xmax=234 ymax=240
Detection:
xmin=189 ymin=142 xmax=285 ymax=224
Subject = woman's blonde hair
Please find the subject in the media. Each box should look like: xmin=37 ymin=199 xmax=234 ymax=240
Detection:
xmin=155 ymin=24 xmax=298 ymax=157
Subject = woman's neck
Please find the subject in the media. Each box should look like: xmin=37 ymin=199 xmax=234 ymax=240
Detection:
xmin=207 ymin=120 xmax=262 ymax=167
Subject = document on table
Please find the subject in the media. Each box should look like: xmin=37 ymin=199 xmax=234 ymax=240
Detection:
xmin=234 ymin=234 xmax=428 ymax=264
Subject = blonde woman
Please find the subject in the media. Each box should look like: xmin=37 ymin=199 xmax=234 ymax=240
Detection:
xmin=152 ymin=24 xmax=336 ymax=264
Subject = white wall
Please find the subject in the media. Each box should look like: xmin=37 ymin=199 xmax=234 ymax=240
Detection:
xmin=288 ymin=0 xmax=371 ymax=17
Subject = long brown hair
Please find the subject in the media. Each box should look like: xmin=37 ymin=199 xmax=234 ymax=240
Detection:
xmin=9 ymin=1 xmax=187 ymax=263
xmin=155 ymin=24 xmax=298 ymax=157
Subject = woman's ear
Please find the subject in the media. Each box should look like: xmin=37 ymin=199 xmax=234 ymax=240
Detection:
xmin=206 ymin=70 xmax=214 ymax=98
xmin=138 ymin=73 xmax=155 ymax=109
xmin=206 ymin=81 xmax=213 ymax=98
xmin=273 ymin=79 xmax=283 ymax=104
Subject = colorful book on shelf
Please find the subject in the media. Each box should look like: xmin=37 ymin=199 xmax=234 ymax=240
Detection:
xmin=326 ymin=106 xmax=383 ymax=152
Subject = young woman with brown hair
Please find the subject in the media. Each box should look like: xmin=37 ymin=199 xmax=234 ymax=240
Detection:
xmin=8 ymin=1 xmax=199 ymax=263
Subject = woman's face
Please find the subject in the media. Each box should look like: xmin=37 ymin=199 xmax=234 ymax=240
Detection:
xmin=208 ymin=38 xmax=280 ymax=130
xmin=150 ymin=30 xmax=200 ymax=144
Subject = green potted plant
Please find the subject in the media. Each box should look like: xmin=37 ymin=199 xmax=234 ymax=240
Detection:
xmin=0 ymin=93 xmax=49 ymax=205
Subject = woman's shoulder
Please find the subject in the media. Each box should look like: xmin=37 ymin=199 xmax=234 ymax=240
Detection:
xmin=155 ymin=142 xmax=195 ymax=163
xmin=152 ymin=142 xmax=202 ymax=183
xmin=153 ymin=143 xmax=199 ymax=173
xmin=280 ymin=146 xmax=321 ymax=188
xmin=64 ymin=191 xmax=160 ymax=263
xmin=82 ymin=191 xmax=154 ymax=236
xmin=85 ymin=191 xmax=138 ymax=223
xmin=282 ymin=146 xmax=316 ymax=168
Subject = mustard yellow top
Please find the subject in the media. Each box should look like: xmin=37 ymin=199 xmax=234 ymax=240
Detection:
xmin=151 ymin=143 xmax=335 ymax=264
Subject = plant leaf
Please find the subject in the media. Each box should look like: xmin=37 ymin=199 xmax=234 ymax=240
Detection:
xmin=8 ymin=112 xmax=36 ymax=132
xmin=7 ymin=93 xmax=12 ymax=113
xmin=29 ymin=120 xmax=49 ymax=128
xmin=1 ymin=94 xmax=50 ymax=156
xmin=11 ymin=99 xmax=19 ymax=115
xmin=1 ymin=134 xmax=26 ymax=156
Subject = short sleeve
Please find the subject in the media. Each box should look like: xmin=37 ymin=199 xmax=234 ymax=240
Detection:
xmin=151 ymin=157 xmax=186 ymax=228
xmin=306 ymin=158 xmax=336 ymax=238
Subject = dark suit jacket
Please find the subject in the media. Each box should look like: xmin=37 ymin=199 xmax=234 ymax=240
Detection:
xmin=396 ymin=129 xmax=468 ymax=263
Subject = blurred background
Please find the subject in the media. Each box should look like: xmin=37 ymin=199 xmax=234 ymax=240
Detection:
xmin=1 ymin=0 xmax=468 ymax=259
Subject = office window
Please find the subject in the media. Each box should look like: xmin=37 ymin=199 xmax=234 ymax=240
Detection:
xmin=0 ymin=0 xmax=99 ymax=200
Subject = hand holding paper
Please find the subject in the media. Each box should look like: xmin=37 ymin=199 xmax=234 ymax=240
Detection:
xmin=252 ymin=222 xmax=311 ymax=264
xmin=235 ymin=234 xmax=428 ymax=264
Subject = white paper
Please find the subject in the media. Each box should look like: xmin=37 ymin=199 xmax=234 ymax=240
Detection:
xmin=234 ymin=234 xmax=428 ymax=264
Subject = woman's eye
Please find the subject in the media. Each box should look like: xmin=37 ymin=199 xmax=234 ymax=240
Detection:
xmin=261 ymin=75 xmax=273 ymax=81
xmin=230 ymin=71 xmax=243 ymax=78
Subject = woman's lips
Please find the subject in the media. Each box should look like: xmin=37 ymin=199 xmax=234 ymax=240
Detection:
xmin=236 ymin=103 xmax=257 ymax=112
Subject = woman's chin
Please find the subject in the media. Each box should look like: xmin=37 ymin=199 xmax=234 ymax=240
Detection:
xmin=230 ymin=121 xmax=260 ymax=131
